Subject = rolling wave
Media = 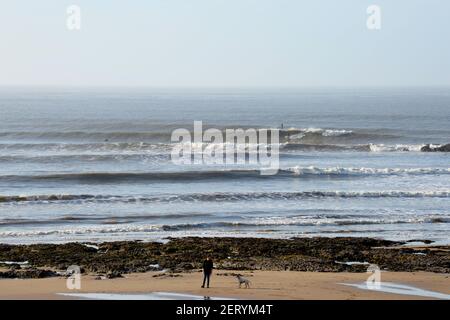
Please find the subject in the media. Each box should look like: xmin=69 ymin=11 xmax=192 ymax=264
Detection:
xmin=0 ymin=212 xmax=214 ymax=226
xmin=281 ymin=143 xmax=425 ymax=152
xmin=162 ymin=216 xmax=450 ymax=230
xmin=286 ymin=166 xmax=450 ymax=176
xmin=0 ymin=167 xmax=448 ymax=183
xmin=1 ymin=216 xmax=448 ymax=238
xmin=0 ymin=131 xmax=171 ymax=142
xmin=279 ymin=127 xmax=400 ymax=143
xmin=0 ymin=127 xmax=399 ymax=144
xmin=0 ymin=141 xmax=441 ymax=157
xmin=0 ymin=154 xmax=169 ymax=163
xmin=281 ymin=127 xmax=353 ymax=138
xmin=1 ymin=190 xmax=449 ymax=204
xmin=0 ymin=142 xmax=170 ymax=153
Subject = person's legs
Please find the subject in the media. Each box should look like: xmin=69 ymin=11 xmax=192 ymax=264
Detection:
xmin=201 ymin=272 xmax=211 ymax=288
xmin=202 ymin=273 xmax=206 ymax=288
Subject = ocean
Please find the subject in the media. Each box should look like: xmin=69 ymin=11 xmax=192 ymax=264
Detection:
xmin=0 ymin=87 xmax=449 ymax=244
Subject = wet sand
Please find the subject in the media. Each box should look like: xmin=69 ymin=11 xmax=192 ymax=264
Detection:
xmin=0 ymin=270 xmax=449 ymax=300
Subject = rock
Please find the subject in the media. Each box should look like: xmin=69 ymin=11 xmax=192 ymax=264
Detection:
xmin=152 ymin=273 xmax=182 ymax=278
xmin=0 ymin=237 xmax=448 ymax=274
xmin=177 ymin=263 xmax=194 ymax=270
xmin=9 ymin=263 xmax=21 ymax=270
xmin=216 ymin=272 xmax=252 ymax=277
xmin=28 ymin=268 xmax=58 ymax=278
xmin=106 ymin=271 xmax=123 ymax=279
xmin=421 ymin=144 xmax=450 ymax=152
xmin=0 ymin=268 xmax=58 ymax=279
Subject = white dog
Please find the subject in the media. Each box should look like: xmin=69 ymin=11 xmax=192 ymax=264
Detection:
xmin=236 ymin=275 xmax=251 ymax=289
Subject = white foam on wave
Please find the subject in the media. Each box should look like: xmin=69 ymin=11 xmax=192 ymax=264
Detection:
xmin=322 ymin=129 xmax=354 ymax=137
xmin=0 ymin=225 xmax=164 ymax=237
xmin=287 ymin=128 xmax=353 ymax=139
xmin=286 ymin=166 xmax=450 ymax=176
xmin=368 ymin=144 xmax=424 ymax=152
xmin=236 ymin=215 xmax=443 ymax=226
xmin=2 ymin=188 xmax=449 ymax=206
xmin=1 ymin=212 xmax=448 ymax=238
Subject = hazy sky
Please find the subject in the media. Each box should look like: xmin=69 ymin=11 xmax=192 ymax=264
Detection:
xmin=1 ymin=0 xmax=449 ymax=87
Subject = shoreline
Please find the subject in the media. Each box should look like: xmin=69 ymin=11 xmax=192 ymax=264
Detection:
xmin=0 ymin=270 xmax=449 ymax=300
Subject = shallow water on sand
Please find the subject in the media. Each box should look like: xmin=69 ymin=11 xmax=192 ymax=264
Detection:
xmin=341 ymin=282 xmax=450 ymax=300
xmin=58 ymin=292 xmax=231 ymax=300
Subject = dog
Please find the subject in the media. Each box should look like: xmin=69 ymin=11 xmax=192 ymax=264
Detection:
xmin=236 ymin=275 xmax=251 ymax=289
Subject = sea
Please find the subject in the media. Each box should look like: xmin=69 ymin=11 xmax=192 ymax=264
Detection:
xmin=0 ymin=87 xmax=449 ymax=244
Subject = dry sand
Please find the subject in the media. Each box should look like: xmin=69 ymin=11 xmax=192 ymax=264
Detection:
xmin=0 ymin=270 xmax=449 ymax=300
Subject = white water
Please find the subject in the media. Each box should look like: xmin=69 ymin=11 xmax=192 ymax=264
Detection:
xmin=0 ymin=88 xmax=449 ymax=244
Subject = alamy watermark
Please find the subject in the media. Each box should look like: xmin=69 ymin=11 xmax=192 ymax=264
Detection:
xmin=66 ymin=5 xmax=81 ymax=31
xmin=171 ymin=121 xmax=280 ymax=175
xmin=366 ymin=264 xmax=381 ymax=290
xmin=367 ymin=5 xmax=381 ymax=30
xmin=65 ymin=5 xmax=382 ymax=32
xmin=66 ymin=265 xmax=81 ymax=290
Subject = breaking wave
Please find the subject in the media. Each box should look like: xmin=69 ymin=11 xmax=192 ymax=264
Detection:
xmin=281 ymin=143 xmax=425 ymax=152
xmin=1 ymin=190 xmax=449 ymax=204
xmin=0 ymin=142 xmax=440 ymax=157
xmin=0 ymin=166 xmax=448 ymax=183
xmin=1 ymin=215 xmax=448 ymax=238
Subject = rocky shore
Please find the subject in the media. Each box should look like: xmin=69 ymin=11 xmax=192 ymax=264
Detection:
xmin=0 ymin=237 xmax=449 ymax=279
xmin=421 ymin=144 xmax=450 ymax=152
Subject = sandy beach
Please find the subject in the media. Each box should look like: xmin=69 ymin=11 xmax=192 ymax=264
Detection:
xmin=1 ymin=270 xmax=449 ymax=300
xmin=1 ymin=237 xmax=449 ymax=300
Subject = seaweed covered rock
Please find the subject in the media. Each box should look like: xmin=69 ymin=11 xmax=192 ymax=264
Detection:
xmin=0 ymin=237 xmax=448 ymax=276
xmin=421 ymin=144 xmax=450 ymax=152
xmin=0 ymin=268 xmax=58 ymax=279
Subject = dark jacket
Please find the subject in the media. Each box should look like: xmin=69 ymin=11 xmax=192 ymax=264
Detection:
xmin=203 ymin=259 xmax=213 ymax=274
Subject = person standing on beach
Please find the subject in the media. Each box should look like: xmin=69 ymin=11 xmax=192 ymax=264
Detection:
xmin=201 ymin=257 xmax=213 ymax=288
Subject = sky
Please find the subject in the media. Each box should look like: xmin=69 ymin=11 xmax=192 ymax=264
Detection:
xmin=0 ymin=0 xmax=449 ymax=87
